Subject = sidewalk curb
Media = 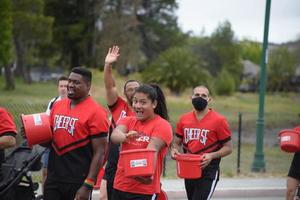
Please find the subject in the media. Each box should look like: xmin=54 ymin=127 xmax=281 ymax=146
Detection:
xmin=165 ymin=188 xmax=285 ymax=199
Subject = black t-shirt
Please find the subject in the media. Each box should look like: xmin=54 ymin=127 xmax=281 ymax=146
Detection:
xmin=47 ymin=144 xmax=93 ymax=184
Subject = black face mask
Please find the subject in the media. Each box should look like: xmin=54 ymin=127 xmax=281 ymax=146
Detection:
xmin=192 ymin=97 xmax=208 ymax=111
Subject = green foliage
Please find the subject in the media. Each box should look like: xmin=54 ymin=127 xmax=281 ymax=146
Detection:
xmin=240 ymin=39 xmax=261 ymax=64
xmin=188 ymin=36 xmax=221 ymax=76
xmin=268 ymin=47 xmax=296 ymax=92
xmin=12 ymin=0 xmax=54 ymax=83
xmin=142 ymin=47 xmax=210 ymax=94
xmin=215 ymin=68 xmax=236 ymax=95
xmin=210 ymin=21 xmax=242 ymax=87
xmin=0 ymin=0 xmax=13 ymax=65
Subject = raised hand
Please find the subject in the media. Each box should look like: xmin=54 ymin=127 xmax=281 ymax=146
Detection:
xmin=105 ymin=45 xmax=120 ymax=65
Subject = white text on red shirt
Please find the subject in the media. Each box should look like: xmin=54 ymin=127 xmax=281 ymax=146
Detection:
xmin=53 ymin=115 xmax=78 ymax=136
xmin=184 ymin=128 xmax=209 ymax=145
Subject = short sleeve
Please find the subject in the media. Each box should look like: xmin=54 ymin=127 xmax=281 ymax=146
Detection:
xmin=89 ymin=106 xmax=109 ymax=136
xmin=175 ymin=117 xmax=184 ymax=138
xmin=109 ymin=97 xmax=126 ymax=112
xmin=151 ymin=120 xmax=173 ymax=146
xmin=0 ymin=108 xmax=17 ymax=136
xmin=217 ymin=117 xmax=231 ymax=142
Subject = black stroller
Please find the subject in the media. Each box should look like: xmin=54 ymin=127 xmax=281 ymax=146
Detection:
xmin=0 ymin=143 xmax=45 ymax=200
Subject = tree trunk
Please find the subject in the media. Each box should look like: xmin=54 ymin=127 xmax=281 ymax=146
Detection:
xmin=4 ymin=63 xmax=15 ymax=90
xmin=13 ymin=36 xmax=32 ymax=83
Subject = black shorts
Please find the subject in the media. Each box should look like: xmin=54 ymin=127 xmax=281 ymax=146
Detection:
xmin=112 ymin=189 xmax=156 ymax=200
xmin=44 ymin=178 xmax=91 ymax=200
xmin=184 ymin=170 xmax=219 ymax=200
xmin=288 ymin=152 xmax=300 ymax=180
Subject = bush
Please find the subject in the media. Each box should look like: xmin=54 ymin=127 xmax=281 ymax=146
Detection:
xmin=215 ymin=69 xmax=235 ymax=95
xmin=142 ymin=47 xmax=210 ymax=94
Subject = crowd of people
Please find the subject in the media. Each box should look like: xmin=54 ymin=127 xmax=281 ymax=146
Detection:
xmin=0 ymin=45 xmax=299 ymax=200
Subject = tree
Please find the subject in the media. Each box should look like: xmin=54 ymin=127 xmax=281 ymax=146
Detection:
xmin=268 ymin=47 xmax=296 ymax=92
xmin=142 ymin=47 xmax=210 ymax=94
xmin=12 ymin=0 xmax=54 ymax=83
xmin=215 ymin=68 xmax=235 ymax=95
xmin=240 ymin=39 xmax=262 ymax=65
xmin=0 ymin=0 xmax=15 ymax=90
xmin=188 ymin=36 xmax=221 ymax=76
xmin=45 ymin=0 xmax=102 ymax=70
xmin=210 ymin=21 xmax=242 ymax=87
xmin=96 ymin=1 xmax=143 ymax=74
xmin=136 ymin=0 xmax=186 ymax=62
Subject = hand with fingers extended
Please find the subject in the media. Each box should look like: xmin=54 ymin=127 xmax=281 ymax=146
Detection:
xmin=105 ymin=45 xmax=120 ymax=65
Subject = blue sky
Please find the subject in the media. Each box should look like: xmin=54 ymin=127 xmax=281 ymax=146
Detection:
xmin=176 ymin=0 xmax=300 ymax=44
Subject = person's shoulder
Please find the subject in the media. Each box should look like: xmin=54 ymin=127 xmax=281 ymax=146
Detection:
xmin=109 ymin=96 xmax=127 ymax=109
xmin=0 ymin=107 xmax=11 ymax=117
xmin=0 ymin=107 xmax=6 ymax=114
xmin=55 ymin=98 xmax=68 ymax=105
xmin=88 ymin=98 xmax=108 ymax=114
xmin=208 ymin=109 xmax=228 ymax=122
xmin=179 ymin=110 xmax=194 ymax=119
xmin=155 ymin=116 xmax=172 ymax=127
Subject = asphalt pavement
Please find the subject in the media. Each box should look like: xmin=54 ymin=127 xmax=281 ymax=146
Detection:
xmin=92 ymin=177 xmax=286 ymax=199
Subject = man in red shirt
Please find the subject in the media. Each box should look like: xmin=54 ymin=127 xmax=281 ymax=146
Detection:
xmin=0 ymin=107 xmax=17 ymax=182
xmin=44 ymin=67 xmax=109 ymax=200
xmin=171 ymin=85 xmax=232 ymax=200
xmin=100 ymin=45 xmax=140 ymax=200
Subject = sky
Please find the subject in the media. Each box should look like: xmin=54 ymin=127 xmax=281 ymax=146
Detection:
xmin=176 ymin=0 xmax=300 ymax=44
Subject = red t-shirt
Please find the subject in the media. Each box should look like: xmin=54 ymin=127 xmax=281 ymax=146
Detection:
xmin=105 ymin=97 xmax=135 ymax=173
xmin=0 ymin=107 xmax=17 ymax=136
xmin=176 ymin=109 xmax=231 ymax=154
xmin=50 ymin=97 xmax=109 ymax=155
xmin=294 ymin=126 xmax=300 ymax=132
xmin=109 ymin=97 xmax=134 ymax=128
xmin=113 ymin=115 xmax=173 ymax=195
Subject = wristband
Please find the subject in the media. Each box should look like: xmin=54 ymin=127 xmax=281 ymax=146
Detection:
xmin=83 ymin=178 xmax=95 ymax=190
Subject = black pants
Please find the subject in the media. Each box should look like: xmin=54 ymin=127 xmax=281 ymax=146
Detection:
xmin=44 ymin=178 xmax=90 ymax=200
xmin=184 ymin=176 xmax=218 ymax=200
xmin=112 ymin=189 xmax=156 ymax=200
xmin=105 ymin=175 xmax=115 ymax=200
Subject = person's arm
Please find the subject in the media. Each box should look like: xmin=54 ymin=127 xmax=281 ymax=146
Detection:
xmin=104 ymin=46 xmax=120 ymax=106
xmin=134 ymin=137 xmax=166 ymax=184
xmin=0 ymin=134 xmax=16 ymax=149
xmin=170 ymin=136 xmax=183 ymax=158
xmin=111 ymin=125 xmax=138 ymax=144
xmin=75 ymin=136 xmax=107 ymax=200
xmin=201 ymin=140 xmax=232 ymax=169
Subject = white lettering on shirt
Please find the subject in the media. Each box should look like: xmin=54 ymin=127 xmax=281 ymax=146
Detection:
xmin=117 ymin=110 xmax=127 ymax=123
xmin=183 ymin=128 xmax=209 ymax=145
xmin=54 ymin=115 xmax=78 ymax=136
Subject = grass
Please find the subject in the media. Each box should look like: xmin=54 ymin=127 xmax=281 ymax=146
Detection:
xmin=1 ymin=70 xmax=300 ymax=178
xmin=164 ymin=143 xmax=294 ymax=178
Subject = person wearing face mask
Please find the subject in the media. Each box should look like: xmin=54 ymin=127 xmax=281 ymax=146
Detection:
xmin=171 ymin=85 xmax=233 ymax=200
